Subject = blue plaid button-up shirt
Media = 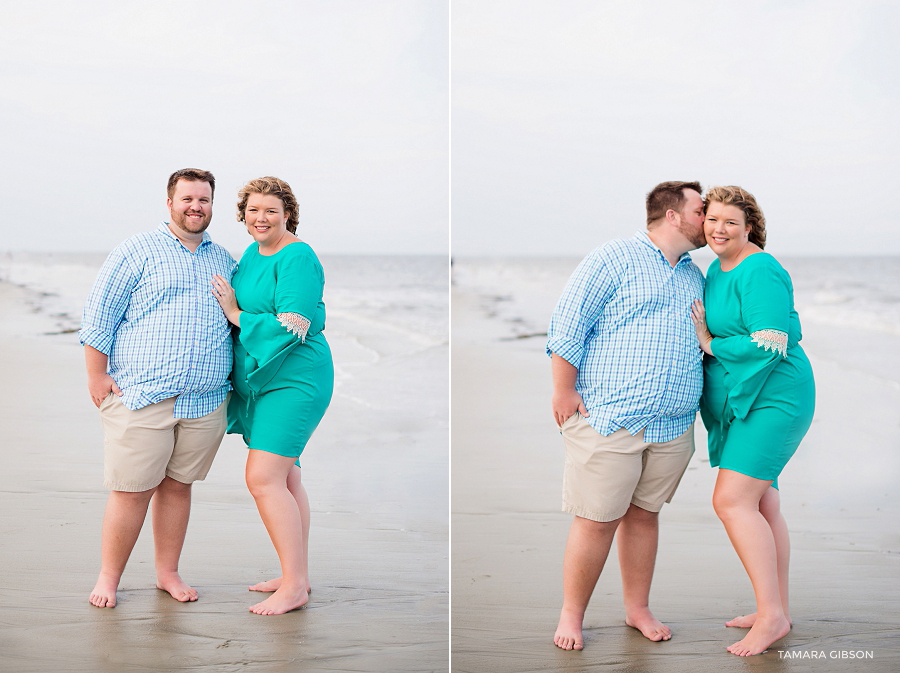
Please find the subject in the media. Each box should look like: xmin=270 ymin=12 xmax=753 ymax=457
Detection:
xmin=547 ymin=231 xmax=705 ymax=442
xmin=80 ymin=223 xmax=236 ymax=418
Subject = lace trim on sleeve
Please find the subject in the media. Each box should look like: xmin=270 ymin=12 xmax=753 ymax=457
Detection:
xmin=750 ymin=329 xmax=788 ymax=358
xmin=277 ymin=313 xmax=311 ymax=343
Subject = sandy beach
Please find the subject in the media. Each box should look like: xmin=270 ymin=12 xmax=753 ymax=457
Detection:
xmin=0 ymin=253 xmax=448 ymax=673
xmin=451 ymin=257 xmax=900 ymax=672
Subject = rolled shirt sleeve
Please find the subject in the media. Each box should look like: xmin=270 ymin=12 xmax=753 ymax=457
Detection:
xmin=78 ymin=225 xmax=235 ymax=417
xmin=545 ymin=233 xmax=705 ymax=442
xmin=547 ymin=248 xmax=617 ymax=368
xmin=79 ymin=246 xmax=139 ymax=355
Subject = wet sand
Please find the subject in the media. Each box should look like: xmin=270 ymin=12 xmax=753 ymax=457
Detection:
xmin=451 ymin=283 xmax=900 ymax=672
xmin=0 ymin=280 xmax=448 ymax=673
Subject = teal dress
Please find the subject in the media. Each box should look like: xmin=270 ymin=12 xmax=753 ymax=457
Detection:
xmin=227 ymin=242 xmax=334 ymax=459
xmin=699 ymin=253 xmax=815 ymax=488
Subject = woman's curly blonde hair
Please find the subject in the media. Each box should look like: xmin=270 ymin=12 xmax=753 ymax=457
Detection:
xmin=704 ymin=186 xmax=766 ymax=249
xmin=236 ymin=176 xmax=299 ymax=234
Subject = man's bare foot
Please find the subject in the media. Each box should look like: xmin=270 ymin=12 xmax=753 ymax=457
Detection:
xmin=726 ymin=612 xmax=792 ymax=629
xmin=89 ymin=572 xmax=119 ymax=608
xmin=249 ymin=585 xmax=309 ymax=616
xmin=553 ymin=607 xmax=585 ymax=650
xmin=625 ymin=607 xmax=671 ymax=641
xmin=156 ymin=571 xmax=198 ymax=602
xmin=727 ymin=615 xmax=791 ymax=656
xmin=248 ymin=577 xmax=312 ymax=594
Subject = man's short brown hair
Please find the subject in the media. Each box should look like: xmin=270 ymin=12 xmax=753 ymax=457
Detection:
xmin=167 ymin=168 xmax=216 ymax=199
xmin=646 ymin=181 xmax=702 ymax=226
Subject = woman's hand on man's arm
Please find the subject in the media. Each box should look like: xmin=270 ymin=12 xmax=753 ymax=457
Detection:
xmin=212 ymin=274 xmax=242 ymax=326
xmin=691 ymin=299 xmax=714 ymax=355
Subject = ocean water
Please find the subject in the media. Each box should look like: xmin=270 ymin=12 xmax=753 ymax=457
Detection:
xmin=0 ymin=251 xmax=447 ymax=341
xmin=453 ymin=254 xmax=900 ymax=512
xmin=452 ymin=254 xmax=900 ymax=385
xmin=0 ymin=251 xmax=449 ymax=412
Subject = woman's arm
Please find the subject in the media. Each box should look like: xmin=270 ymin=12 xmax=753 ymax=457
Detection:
xmin=702 ymin=259 xmax=794 ymax=419
xmin=224 ymin=250 xmax=324 ymax=394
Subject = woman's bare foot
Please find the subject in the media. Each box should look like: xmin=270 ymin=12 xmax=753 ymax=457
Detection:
xmin=726 ymin=613 xmax=756 ymax=628
xmin=156 ymin=571 xmax=198 ymax=602
xmin=248 ymin=577 xmax=312 ymax=594
xmin=726 ymin=612 xmax=792 ymax=629
xmin=89 ymin=572 xmax=120 ymax=608
xmin=727 ymin=615 xmax=791 ymax=656
xmin=249 ymin=577 xmax=281 ymax=592
xmin=625 ymin=607 xmax=671 ymax=641
xmin=554 ymin=607 xmax=585 ymax=650
xmin=249 ymin=585 xmax=309 ymax=616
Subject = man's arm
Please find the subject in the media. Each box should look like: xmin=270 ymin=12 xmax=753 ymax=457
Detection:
xmin=85 ymin=345 xmax=122 ymax=408
xmin=547 ymin=248 xmax=618 ymax=427
xmin=80 ymin=245 xmax=139 ymax=407
xmin=551 ymin=353 xmax=588 ymax=427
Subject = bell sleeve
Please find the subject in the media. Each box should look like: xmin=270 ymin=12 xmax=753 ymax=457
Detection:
xmin=708 ymin=262 xmax=792 ymax=420
xmin=237 ymin=249 xmax=324 ymax=394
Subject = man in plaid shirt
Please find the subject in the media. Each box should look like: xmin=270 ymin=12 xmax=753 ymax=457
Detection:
xmin=80 ymin=168 xmax=235 ymax=609
xmin=548 ymin=181 xmax=707 ymax=650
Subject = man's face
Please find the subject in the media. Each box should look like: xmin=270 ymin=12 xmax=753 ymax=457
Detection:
xmin=167 ymin=179 xmax=213 ymax=235
xmin=676 ymin=189 xmax=706 ymax=248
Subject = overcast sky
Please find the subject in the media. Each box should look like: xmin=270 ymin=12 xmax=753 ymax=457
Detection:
xmin=452 ymin=0 xmax=900 ymax=257
xmin=1 ymin=0 xmax=448 ymax=255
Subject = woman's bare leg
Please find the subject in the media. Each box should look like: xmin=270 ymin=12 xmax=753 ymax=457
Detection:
xmin=245 ymin=451 xmax=309 ymax=615
xmin=248 ymin=465 xmax=312 ymax=593
xmin=713 ymin=469 xmax=791 ymax=656
xmin=725 ymin=486 xmax=791 ymax=628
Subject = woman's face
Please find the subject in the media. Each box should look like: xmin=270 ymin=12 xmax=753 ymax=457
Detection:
xmin=704 ymin=202 xmax=750 ymax=259
xmin=244 ymin=193 xmax=288 ymax=245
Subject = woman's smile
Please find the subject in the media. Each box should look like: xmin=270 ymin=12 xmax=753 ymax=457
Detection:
xmin=245 ymin=193 xmax=289 ymax=248
xmin=704 ymin=202 xmax=750 ymax=262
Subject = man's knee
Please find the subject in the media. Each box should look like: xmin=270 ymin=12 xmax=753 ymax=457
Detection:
xmin=109 ymin=487 xmax=156 ymax=510
xmin=157 ymin=475 xmax=192 ymax=493
xmin=573 ymin=514 xmax=622 ymax=535
xmin=626 ymin=503 xmax=659 ymax=518
xmin=621 ymin=503 xmax=660 ymax=529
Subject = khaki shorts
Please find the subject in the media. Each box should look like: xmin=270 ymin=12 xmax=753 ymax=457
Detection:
xmin=561 ymin=413 xmax=694 ymax=522
xmin=99 ymin=394 xmax=227 ymax=492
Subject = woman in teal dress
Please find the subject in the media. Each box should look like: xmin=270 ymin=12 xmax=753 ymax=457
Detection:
xmin=212 ymin=176 xmax=333 ymax=616
xmin=691 ymin=186 xmax=814 ymax=657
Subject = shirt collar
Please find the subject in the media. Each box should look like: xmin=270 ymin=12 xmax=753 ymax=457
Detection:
xmin=158 ymin=222 xmax=212 ymax=249
xmin=633 ymin=230 xmax=693 ymax=267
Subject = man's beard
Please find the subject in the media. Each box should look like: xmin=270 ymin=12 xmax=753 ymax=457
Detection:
xmin=679 ymin=220 xmax=707 ymax=249
xmin=170 ymin=210 xmax=211 ymax=235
